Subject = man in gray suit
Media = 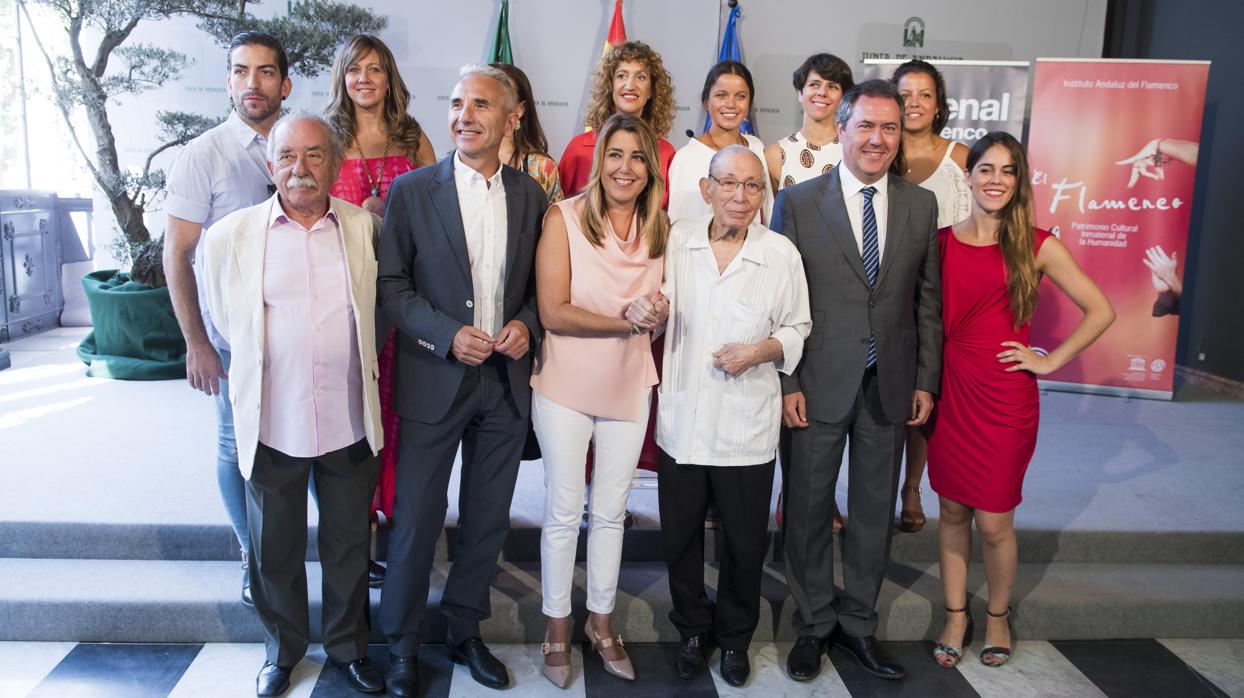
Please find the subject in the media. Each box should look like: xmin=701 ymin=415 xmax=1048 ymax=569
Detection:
xmin=771 ymin=79 xmax=942 ymax=683
xmin=376 ymin=64 xmax=547 ymax=695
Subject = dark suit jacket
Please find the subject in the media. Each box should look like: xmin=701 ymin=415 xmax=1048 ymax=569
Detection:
xmin=377 ymin=153 xmax=547 ymax=423
xmin=771 ymin=168 xmax=942 ymax=425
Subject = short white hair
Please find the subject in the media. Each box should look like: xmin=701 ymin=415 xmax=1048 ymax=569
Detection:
xmin=457 ymin=63 xmax=518 ymax=112
xmin=266 ymin=112 xmax=344 ymax=164
xmin=708 ymin=144 xmax=763 ymax=179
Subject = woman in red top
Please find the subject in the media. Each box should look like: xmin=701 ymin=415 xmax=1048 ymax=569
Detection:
xmin=324 ymin=35 xmax=436 ymax=581
xmin=559 ymin=41 xmax=676 ymax=205
xmin=927 ymin=132 xmax=1114 ymax=669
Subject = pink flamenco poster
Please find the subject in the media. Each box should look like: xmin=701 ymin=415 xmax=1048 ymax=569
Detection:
xmin=1027 ymin=58 xmax=1210 ymax=399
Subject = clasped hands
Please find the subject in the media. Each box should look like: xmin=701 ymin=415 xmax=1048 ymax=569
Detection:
xmin=624 ymin=292 xmax=669 ymax=334
xmin=452 ymin=320 xmax=530 ymax=366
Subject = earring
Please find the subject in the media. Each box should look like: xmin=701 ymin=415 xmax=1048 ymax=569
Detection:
xmin=514 ymin=120 xmax=521 ymax=132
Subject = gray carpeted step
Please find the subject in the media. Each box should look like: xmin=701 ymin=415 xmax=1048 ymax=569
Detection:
xmin=4 ymin=520 xmax=1242 ymax=566
xmin=2 ymin=558 xmax=1242 ymax=643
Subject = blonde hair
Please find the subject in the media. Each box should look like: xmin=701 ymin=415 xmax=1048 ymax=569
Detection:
xmin=581 ymin=114 xmax=668 ymax=259
xmin=583 ymin=41 xmax=676 ymax=137
xmin=324 ymin=35 xmax=425 ymax=162
xmin=968 ymin=131 xmax=1041 ymax=326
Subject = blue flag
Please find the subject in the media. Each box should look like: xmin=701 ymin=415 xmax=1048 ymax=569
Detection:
xmin=703 ymin=4 xmax=752 ymax=135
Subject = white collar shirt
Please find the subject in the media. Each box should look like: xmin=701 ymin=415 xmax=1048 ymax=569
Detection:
xmin=453 ymin=151 xmax=508 ymax=337
xmin=656 ymin=215 xmax=812 ymax=466
xmin=838 ymin=163 xmax=889 ymax=263
xmin=165 ymin=110 xmax=274 ymax=351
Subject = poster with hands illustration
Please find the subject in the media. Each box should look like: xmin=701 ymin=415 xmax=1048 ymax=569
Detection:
xmin=1027 ymin=58 xmax=1210 ymax=398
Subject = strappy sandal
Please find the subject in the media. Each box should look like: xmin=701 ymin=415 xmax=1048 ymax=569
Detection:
xmin=899 ymin=486 xmax=926 ymax=532
xmin=980 ymin=607 xmax=1015 ymax=667
xmin=931 ymin=604 xmax=974 ymax=668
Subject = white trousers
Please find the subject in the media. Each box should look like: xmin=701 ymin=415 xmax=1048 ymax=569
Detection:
xmin=532 ymin=389 xmax=650 ymax=618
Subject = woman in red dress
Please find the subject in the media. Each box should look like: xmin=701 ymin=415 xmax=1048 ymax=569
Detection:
xmin=325 ymin=35 xmax=436 ymax=583
xmin=559 ymin=41 xmax=677 ymax=206
xmin=927 ymin=132 xmax=1114 ymax=669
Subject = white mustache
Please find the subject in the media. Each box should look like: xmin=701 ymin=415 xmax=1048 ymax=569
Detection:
xmin=286 ymin=174 xmax=318 ymax=189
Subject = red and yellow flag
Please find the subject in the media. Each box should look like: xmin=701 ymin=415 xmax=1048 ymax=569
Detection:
xmin=603 ymin=0 xmax=626 ymax=55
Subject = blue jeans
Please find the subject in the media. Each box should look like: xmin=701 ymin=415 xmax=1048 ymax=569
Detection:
xmin=214 ymin=348 xmax=248 ymax=556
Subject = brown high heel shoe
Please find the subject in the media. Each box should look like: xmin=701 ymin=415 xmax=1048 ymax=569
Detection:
xmin=584 ymin=615 xmax=635 ymax=681
xmin=898 ymin=486 xmax=926 ymax=532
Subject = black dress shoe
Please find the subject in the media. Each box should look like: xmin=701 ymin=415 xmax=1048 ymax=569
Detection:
xmin=337 ymin=657 xmax=384 ymax=694
xmin=367 ymin=560 xmax=385 ymax=588
xmin=720 ymin=649 xmax=750 ymax=687
xmin=675 ymin=633 xmax=708 ymax=680
xmin=448 ymin=637 xmax=510 ymax=688
xmin=786 ymin=635 xmax=825 ymax=681
xmin=830 ymin=630 xmax=906 ymax=680
xmin=385 ymin=654 xmax=419 ymax=697
xmin=256 ymin=662 xmax=291 ymax=697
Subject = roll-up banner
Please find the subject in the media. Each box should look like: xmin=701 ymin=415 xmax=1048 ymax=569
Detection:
xmin=1027 ymin=58 xmax=1211 ymax=400
xmin=861 ymin=59 xmax=1030 ymax=146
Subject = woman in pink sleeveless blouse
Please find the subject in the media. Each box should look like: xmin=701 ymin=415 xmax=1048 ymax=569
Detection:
xmin=324 ymin=35 xmax=436 ymax=585
xmin=531 ymin=115 xmax=669 ymax=688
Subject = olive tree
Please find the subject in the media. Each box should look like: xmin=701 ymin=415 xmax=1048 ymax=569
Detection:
xmin=16 ymin=0 xmax=385 ymax=284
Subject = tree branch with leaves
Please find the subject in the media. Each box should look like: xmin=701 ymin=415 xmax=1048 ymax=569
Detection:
xmin=17 ymin=0 xmax=385 ymax=284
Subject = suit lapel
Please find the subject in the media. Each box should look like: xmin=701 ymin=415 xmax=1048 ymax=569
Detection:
xmin=333 ymin=202 xmax=368 ymax=315
xmin=876 ymin=174 xmax=909 ymax=289
xmin=334 ymin=202 xmax=365 ymax=285
xmin=232 ymin=196 xmax=275 ymax=353
xmin=814 ymin=170 xmax=869 ymax=286
xmin=501 ymin=166 xmax=523 ymax=287
xmin=429 ymin=155 xmax=472 ymax=281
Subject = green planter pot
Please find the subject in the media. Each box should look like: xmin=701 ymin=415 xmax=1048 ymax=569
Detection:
xmin=77 ymin=269 xmax=187 ymax=380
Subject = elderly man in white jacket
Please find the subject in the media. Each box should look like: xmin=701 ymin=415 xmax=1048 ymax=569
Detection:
xmin=656 ymin=145 xmax=812 ymax=687
xmin=201 ymin=112 xmax=385 ymax=698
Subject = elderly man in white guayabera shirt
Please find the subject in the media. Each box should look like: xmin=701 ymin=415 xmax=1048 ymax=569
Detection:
xmin=656 ymin=144 xmax=812 ymax=688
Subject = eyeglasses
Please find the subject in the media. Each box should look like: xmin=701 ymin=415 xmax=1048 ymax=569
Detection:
xmin=708 ymin=175 xmax=765 ymax=196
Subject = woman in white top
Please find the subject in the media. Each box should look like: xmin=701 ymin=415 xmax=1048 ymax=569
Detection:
xmin=765 ymin=53 xmax=854 ymax=192
xmin=891 ymin=59 xmax=971 ymax=533
xmin=657 ymin=145 xmax=810 ymax=687
xmin=764 ymin=53 xmax=854 ymax=535
xmin=667 ymin=61 xmax=773 ymax=225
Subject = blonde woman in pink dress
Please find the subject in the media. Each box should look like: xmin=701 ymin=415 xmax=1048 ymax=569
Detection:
xmin=325 ymin=35 xmax=436 ymax=585
xmin=531 ymin=114 xmax=669 ymax=688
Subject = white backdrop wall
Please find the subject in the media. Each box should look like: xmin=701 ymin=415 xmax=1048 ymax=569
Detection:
xmin=18 ymin=0 xmax=1108 ymax=245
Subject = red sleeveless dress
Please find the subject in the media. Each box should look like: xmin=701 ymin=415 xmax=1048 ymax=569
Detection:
xmin=332 ymin=155 xmax=417 ymax=520
xmin=926 ymin=227 xmax=1053 ymax=513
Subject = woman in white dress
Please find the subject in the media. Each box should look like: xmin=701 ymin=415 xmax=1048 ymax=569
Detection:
xmin=764 ymin=53 xmax=853 ymax=192
xmin=891 ymin=59 xmax=971 ymax=533
xmin=667 ymin=60 xmax=772 ymax=225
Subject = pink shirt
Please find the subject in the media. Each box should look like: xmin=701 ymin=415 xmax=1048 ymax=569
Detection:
xmin=531 ymin=197 xmax=663 ymax=421
xmin=260 ymin=200 xmax=365 ymax=457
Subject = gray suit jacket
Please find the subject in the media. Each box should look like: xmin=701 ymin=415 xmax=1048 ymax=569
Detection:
xmin=771 ymin=168 xmax=942 ymax=425
xmin=377 ymin=154 xmax=547 ymax=423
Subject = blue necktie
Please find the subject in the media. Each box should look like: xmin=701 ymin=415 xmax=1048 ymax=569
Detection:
xmin=861 ymin=186 xmax=879 ymax=369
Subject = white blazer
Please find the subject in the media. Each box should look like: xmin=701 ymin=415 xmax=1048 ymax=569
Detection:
xmin=201 ymin=194 xmax=384 ymax=480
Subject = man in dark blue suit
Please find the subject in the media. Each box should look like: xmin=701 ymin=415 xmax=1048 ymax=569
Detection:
xmin=377 ymin=64 xmax=547 ymax=695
